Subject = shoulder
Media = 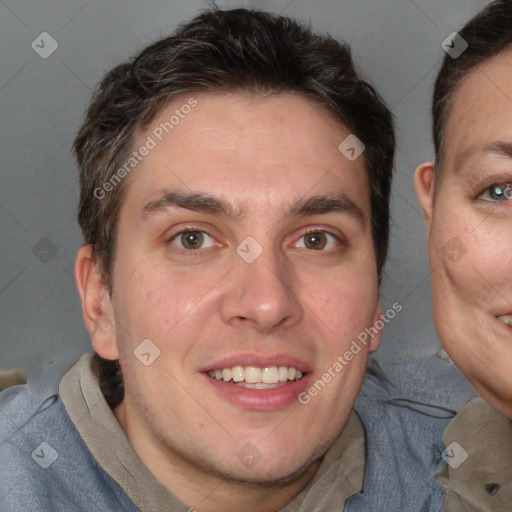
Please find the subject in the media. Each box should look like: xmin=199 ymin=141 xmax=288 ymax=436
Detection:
xmin=0 ymin=365 xmax=67 ymax=510
xmin=0 ymin=354 xmax=136 ymax=512
xmin=0 ymin=358 xmax=64 ymax=445
xmin=348 ymin=357 xmax=474 ymax=512
xmin=438 ymin=396 xmax=512 ymax=512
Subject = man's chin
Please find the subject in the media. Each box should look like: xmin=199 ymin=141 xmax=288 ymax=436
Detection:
xmin=200 ymin=452 xmax=323 ymax=488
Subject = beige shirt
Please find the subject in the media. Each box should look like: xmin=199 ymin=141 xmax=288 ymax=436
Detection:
xmin=437 ymin=396 xmax=512 ymax=512
xmin=59 ymin=353 xmax=365 ymax=512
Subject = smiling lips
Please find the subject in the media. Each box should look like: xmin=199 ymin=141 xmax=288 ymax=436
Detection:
xmin=201 ymin=354 xmax=312 ymax=408
xmin=207 ymin=365 xmax=304 ymax=389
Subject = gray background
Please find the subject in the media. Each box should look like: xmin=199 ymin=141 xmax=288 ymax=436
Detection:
xmin=0 ymin=0 xmax=487 ymax=383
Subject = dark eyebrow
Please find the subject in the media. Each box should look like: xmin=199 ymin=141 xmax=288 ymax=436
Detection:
xmin=142 ymin=190 xmax=237 ymax=218
xmin=485 ymin=142 xmax=512 ymax=158
xmin=285 ymin=194 xmax=365 ymax=226
xmin=141 ymin=189 xmax=365 ymax=226
xmin=456 ymin=141 xmax=512 ymax=171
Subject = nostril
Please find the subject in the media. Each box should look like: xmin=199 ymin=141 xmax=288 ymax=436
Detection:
xmin=484 ymin=483 xmax=500 ymax=496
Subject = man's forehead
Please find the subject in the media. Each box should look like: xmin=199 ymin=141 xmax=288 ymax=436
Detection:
xmin=123 ymin=90 xmax=371 ymax=224
xmin=136 ymin=90 xmax=348 ymax=150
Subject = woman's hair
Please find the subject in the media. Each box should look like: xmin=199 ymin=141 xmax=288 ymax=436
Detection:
xmin=433 ymin=0 xmax=512 ymax=174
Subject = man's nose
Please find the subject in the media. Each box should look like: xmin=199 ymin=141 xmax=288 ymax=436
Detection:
xmin=219 ymin=241 xmax=304 ymax=333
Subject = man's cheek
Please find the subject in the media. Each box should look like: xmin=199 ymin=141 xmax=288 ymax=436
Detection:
xmin=121 ymin=279 xmax=177 ymax=328
xmin=121 ymin=356 xmax=178 ymax=431
xmin=311 ymin=283 xmax=370 ymax=329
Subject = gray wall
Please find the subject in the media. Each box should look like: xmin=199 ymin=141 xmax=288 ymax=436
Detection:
xmin=0 ymin=0 xmax=488 ymax=381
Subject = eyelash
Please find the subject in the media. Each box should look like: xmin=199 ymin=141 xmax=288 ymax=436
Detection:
xmin=477 ymin=182 xmax=512 ymax=202
xmin=295 ymin=229 xmax=343 ymax=252
xmin=165 ymin=227 xmax=344 ymax=256
xmin=165 ymin=228 xmax=216 ymax=256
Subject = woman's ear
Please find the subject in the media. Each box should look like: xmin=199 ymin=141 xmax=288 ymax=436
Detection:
xmin=74 ymin=245 xmax=119 ymax=360
xmin=414 ymin=162 xmax=436 ymax=230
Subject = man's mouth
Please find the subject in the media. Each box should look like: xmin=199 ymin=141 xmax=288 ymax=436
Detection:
xmin=206 ymin=366 xmax=306 ymax=389
xmin=498 ymin=314 xmax=512 ymax=327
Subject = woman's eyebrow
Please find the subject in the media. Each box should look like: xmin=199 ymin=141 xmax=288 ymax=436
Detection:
xmin=456 ymin=141 xmax=512 ymax=172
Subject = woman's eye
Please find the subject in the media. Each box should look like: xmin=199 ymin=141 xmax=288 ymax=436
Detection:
xmin=479 ymin=183 xmax=512 ymax=202
xmin=294 ymin=231 xmax=340 ymax=251
xmin=168 ymin=230 xmax=216 ymax=250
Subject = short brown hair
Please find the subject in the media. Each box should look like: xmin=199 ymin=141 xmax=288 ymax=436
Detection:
xmin=74 ymin=7 xmax=395 ymax=408
xmin=433 ymin=0 xmax=512 ymax=174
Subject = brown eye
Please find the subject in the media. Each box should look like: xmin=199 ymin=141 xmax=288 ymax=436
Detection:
xmin=305 ymin=232 xmax=327 ymax=250
xmin=168 ymin=230 xmax=215 ymax=250
xmin=294 ymin=231 xmax=340 ymax=251
xmin=181 ymin=231 xmax=203 ymax=249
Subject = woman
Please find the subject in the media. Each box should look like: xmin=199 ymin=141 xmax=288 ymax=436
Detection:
xmin=415 ymin=1 xmax=512 ymax=509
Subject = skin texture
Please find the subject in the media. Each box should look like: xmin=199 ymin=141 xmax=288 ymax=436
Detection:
xmin=75 ymin=91 xmax=382 ymax=512
xmin=415 ymin=49 xmax=512 ymax=421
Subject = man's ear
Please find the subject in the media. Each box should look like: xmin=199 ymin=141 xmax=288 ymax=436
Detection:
xmin=74 ymin=245 xmax=119 ymax=360
xmin=368 ymin=304 xmax=384 ymax=353
xmin=414 ymin=162 xmax=436 ymax=230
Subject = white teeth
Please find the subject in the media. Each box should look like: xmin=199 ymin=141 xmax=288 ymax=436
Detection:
xmin=232 ymin=365 xmax=244 ymax=383
xmin=498 ymin=315 xmax=512 ymax=326
xmin=207 ymin=365 xmax=305 ymax=384
xmin=245 ymin=366 xmax=261 ymax=383
xmin=278 ymin=366 xmax=289 ymax=382
xmin=262 ymin=366 xmax=279 ymax=383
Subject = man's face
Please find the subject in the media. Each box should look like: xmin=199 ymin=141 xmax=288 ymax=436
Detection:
xmin=99 ymin=91 xmax=381 ymax=484
xmin=416 ymin=50 xmax=512 ymax=418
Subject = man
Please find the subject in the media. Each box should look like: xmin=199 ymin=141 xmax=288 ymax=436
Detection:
xmin=0 ymin=7 xmax=397 ymax=511
xmin=415 ymin=1 xmax=512 ymax=509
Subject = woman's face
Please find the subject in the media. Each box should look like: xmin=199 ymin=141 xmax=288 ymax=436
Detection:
xmin=415 ymin=50 xmax=512 ymax=419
